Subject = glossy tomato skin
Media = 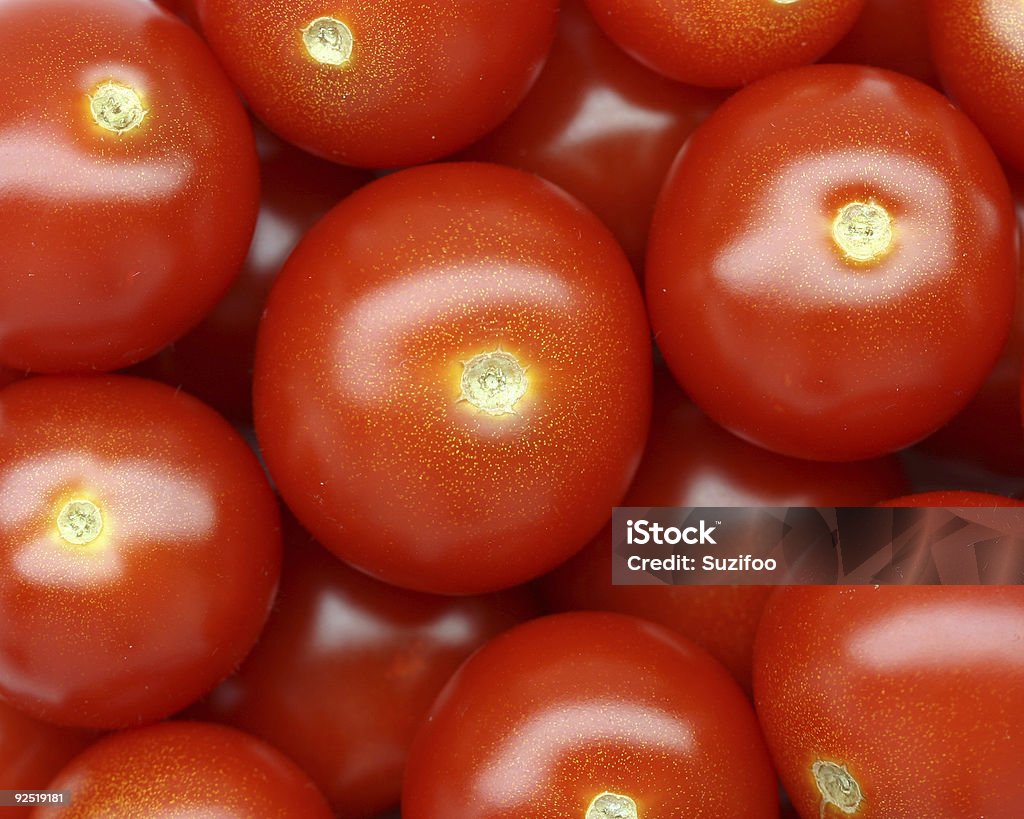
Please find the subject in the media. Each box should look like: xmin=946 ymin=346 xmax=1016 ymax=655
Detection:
xmin=647 ymin=65 xmax=1017 ymax=462
xmin=0 ymin=0 xmax=258 ymax=374
xmin=191 ymin=521 xmax=538 ymax=818
xmin=461 ymin=0 xmax=725 ymax=271
xmin=0 ymin=376 xmax=280 ymax=730
xmin=583 ymin=0 xmax=864 ymax=87
xmin=878 ymin=490 xmax=1024 ymax=506
xmin=755 ymin=586 xmax=1024 ymax=818
xmin=824 ymin=0 xmax=937 ymax=86
xmin=130 ymin=124 xmax=372 ymax=424
xmin=36 ymin=722 xmax=331 ymax=818
xmin=0 ymin=700 xmax=94 ymax=819
xmin=196 ymin=0 xmax=557 ymax=168
xmin=929 ymin=0 xmax=1024 ymax=174
xmin=255 ymin=163 xmax=651 ymax=595
xmin=403 ymin=612 xmax=778 ymax=819
xmin=544 ymin=374 xmax=907 ymax=691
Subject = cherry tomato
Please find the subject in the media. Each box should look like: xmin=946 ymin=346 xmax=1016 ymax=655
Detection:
xmin=191 ymin=519 xmax=538 ymax=818
xmin=36 ymin=722 xmax=331 ymax=818
xmin=403 ymin=612 xmax=779 ymax=818
xmin=195 ymin=0 xmax=558 ymax=168
xmin=0 ymin=0 xmax=258 ymax=374
xmin=254 ymin=163 xmax=651 ymax=595
xmin=647 ymin=64 xmax=1017 ymax=462
xmin=583 ymin=0 xmax=864 ymax=87
xmin=824 ymin=0 xmax=937 ymax=86
xmin=0 ymin=376 xmax=280 ymax=729
xmin=878 ymin=490 xmax=1024 ymax=506
xmin=755 ymin=586 xmax=1024 ymax=818
xmin=0 ymin=700 xmax=94 ymax=818
xmin=929 ymin=0 xmax=1024 ymax=174
xmin=461 ymin=0 xmax=725 ymax=271
xmin=544 ymin=373 xmax=907 ymax=691
xmin=130 ymin=124 xmax=372 ymax=424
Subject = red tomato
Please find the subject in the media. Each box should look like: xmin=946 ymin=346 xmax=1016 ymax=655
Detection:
xmin=544 ymin=374 xmax=907 ymax=691
xmin=647 ymin=65 xmax=1017 ymax=462
xmin=0 ymin=0 xmax=258 ymax=374
xmin=0 ymin=376 xmax=280 ymax=729
xmin=755 ymin=586 xmax=1024 ymax=818
xmin=130 ymin=124 xmax=372 ymax=424
xmin=254 ymin=163 xmax=651 ymax=595
xmin=195 ymin=0 xmax=558 ymax=168
xmin=929 ymin=0 xmax=1024 ymax=174
xmin=461 ymin=0 xmax=725 ymax=271
xmin=824 ymin=0 xmax=937 ymax=86
xmin=878 ymin=490 xmax=1024 ymax=506
xmin=191 ymin=520 xmax=538 ymax=818
xmin=36 ymin=722 xmax=331 ymax=818
xmin=403 ymin=612 xmax=779 ymax=818
xmin=0 ymin=700 xmax=94 ymax=818
xmin=583 ymin=0 xmax=864 ymax=87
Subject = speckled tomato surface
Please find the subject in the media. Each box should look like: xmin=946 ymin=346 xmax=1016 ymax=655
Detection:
xmin=755 ymin=586 xmax=1024 ymax=818
xmin=583 ymin=0 xmax=864 ymax=87
xmin=0 ymin=0 xmax=258 ymax=374
xmin=0 ymin=376 xmax=280 ymax=729
xmin=35 ymin=722 xmax=331 ymax=818
xmin=461 ymin=0 xmax=725 ymax=271
xmin=403 ymin=612 xmax=779 ymax=818
xmin=647 ymin=65 xmax=1017 ymax=462
xmin=929 ymin=0 xmax=1024 ymax=174
xmin=195 ymin=0 xmax=558 ymax=168
xmin=254 ymin=163 xmax=651 ymax=596
xmin=191 ymin=520 xmax=538 ymax=818
xmin=878 ymin=490 xmax=1024 ymax=506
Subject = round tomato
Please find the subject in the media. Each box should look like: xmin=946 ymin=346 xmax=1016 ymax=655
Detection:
xmin=403 ymin=612 xmax=779 ymax=818
xmin=461 ymin=0 xmax=725 ymax=271
xmin=647 ymin=65 xmax=1017 ymax=462
xmin=755 ymin=586 xmax=1024 ymax=818
xmin=254 ymin=163 xmax=651 ymax=595
xmin=929 ymin=0 xmax=1024 ymax=174
xmin=0 ymin=0 xmax=258 ymax=374
xmin=583 ymin=0 xmax=864 ymax=87
xmin=191 ymin=519 xmax=538 ymax=818
xmin=544 ymin=373 xmax=907 ymax=691
xmin=130 ymin=123 xmax=372 ymax=424
xmin=0 ymin=376 xmax=280 ymax=729
xmin=0 ymin=700 xmax=94 ymax=819
xmin=195 ymin=0 xmax=557 ymax=168
xmin=36 ymin=722 xmax=331 ymax=818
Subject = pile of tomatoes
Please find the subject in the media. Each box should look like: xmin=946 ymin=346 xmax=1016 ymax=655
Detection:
xmin=1 ymin=0 xmax=1023 ymax=817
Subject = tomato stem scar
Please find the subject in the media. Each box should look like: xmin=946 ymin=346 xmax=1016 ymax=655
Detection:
xmin=302 ymin=16 xmax=354 ymax=66
xmin=832 ymin=201 xmax=893 ymax=263
xmin=812 ymin=760 xmax=863 ymax=817
xmin=57 ymin=500 xmax=103 ymax=546
xmin=586 ymin=791 xmax=638 ymax=819
xmin=458 ymin=348 xmax=528 ymax=416
xmin=88 ymin=81 xmax=147 ymax=134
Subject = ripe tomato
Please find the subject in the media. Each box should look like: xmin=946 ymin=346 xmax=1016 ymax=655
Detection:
xmin=191 ymin=520 xmax=538 ymax=818
xmin=0 ymin=376 xmax=280 ymax=729
xmin=130 ymin=124 xmax=372 ymax=424
xmin=755 ymin=586 xmax=1024 ymax=818
xmin=929 ymin=0 xmax=1024 ymax=174
xmin=824 ymin=0 xmax=937 ymax=86
xmin=0 ymin=700 xmax=94 ymax=819
xmin=403 ymin=612 xmax=779 ymax=818
xmin=0 ymin=0 xmax=258 ymax=374
xmin=461 ymin=0 xmax=725 ymax=271
xmin=36 ymin=722 xmax=332 ymax=818
xmin=254 ymin=163 xmax=651 ymax=595
xmin=647 ymin=65 xmax=1017 ymax=462
xmin=878 ymin=490 xmax=1024 ymax=506
xmin=583 ymin=0 xmax=864 ymax=87
xmin=544 ymin=374 xmax=907 ymax=691
xmin=195 ymin=0 xmax=558 ymax=168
